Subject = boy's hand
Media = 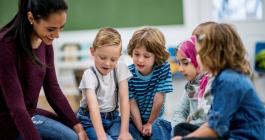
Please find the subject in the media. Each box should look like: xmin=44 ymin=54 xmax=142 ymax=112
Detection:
xmin=97 ymin=135 xmax=108 ymax=140
xmin=142 ymin=122 xmax=152 ymax=136
xmin=73 ymin=123 xmax=89 ymax=140
xmin=118 ymin=132 xmax=133 ymax=140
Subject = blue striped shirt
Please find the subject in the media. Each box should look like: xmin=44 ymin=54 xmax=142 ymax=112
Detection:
xmin=128 ymin=62 xmax=173 ymax=122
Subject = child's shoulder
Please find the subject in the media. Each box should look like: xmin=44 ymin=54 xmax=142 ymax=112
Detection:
xmin=128 ymin=63 xmax=136 ymax=71
xmin=154 ymin=61 xmax=170 ymax=72
xmin=218 ymin=69 xmax=245 ymax=81
xmin=214 ymin=69 xmax=252 ymax=89
xmin=83 ymin=66 xmax=97 ymax=77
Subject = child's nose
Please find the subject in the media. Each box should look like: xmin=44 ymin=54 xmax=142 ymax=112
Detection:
xmin=138 ymin=56 xmax=145 ymax=62
xmin=178 ymin=65 xmax=184 ymax=72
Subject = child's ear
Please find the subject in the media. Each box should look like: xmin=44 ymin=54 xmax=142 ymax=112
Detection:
xmin=90 ymin=47 xmax=95 ymax=56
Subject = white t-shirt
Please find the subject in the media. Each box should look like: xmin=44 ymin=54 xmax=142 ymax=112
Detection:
xmin=79 ymin=62 xmax=132 ymax=112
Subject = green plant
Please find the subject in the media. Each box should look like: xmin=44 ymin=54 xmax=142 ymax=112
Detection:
xmin=256 ymin=50 xmax=265 ymax=70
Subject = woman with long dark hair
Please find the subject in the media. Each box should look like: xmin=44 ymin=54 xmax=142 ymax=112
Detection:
xmin=0 ymin=0 xmax=88 ymax=139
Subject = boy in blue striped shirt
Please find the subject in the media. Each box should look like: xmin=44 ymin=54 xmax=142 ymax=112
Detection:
xmin=127 ymin=27 xmax=173 ymax=140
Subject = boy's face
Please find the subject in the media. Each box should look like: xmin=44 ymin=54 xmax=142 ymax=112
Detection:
xmin=176 ymin=51 xmax=197 ymax=81
xmin=91 ymin=45 xmax=121 ymax=75
xmin=132 ymin=45 xmax=155 ymax=76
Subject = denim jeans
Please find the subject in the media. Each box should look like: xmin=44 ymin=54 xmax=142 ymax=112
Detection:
xmin=77 ymin=107 xmax=121 ymax=140
xmin=129 ymin=118 xmax=172 ymax=140
xmin=17 ymin=115 xmax=78 ymax=140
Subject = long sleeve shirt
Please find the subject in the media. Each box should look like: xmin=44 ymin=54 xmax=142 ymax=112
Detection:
xmin=208 ymin=69 xmax=265 ymax=139
xmin=0 ymin=39 xmax=79 ymax=140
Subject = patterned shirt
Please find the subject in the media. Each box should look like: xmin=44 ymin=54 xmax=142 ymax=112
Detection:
xmin=128 ymin=62 xmax=173 ymax=122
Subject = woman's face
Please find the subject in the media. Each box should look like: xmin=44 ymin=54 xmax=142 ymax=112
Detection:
xmin=30 ymin=11 xmax=67 ymax=45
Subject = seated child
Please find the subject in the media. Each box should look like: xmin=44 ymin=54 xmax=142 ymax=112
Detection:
xmin=172 ymin=35 xmax=213 ymax=137
xmin=127 ymin=26 xmax=173 ymax=140
xmin=77 ymin=27 xmax=133 ymax=140
xmin=172 ymin=23 xmax=265 ymax=140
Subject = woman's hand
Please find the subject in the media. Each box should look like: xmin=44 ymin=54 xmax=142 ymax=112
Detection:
xmin=73 ymin=123 xmax=88 ymax=140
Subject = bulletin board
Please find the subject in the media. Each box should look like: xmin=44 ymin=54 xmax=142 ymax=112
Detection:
xmin=0 ymin=0 xmax=183 ymax=31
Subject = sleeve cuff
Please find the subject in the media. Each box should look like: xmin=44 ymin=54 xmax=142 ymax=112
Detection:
xmin=208 ymin=111 xmax=229 ymax=137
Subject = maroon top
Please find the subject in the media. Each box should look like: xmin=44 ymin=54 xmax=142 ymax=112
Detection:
xmin=0 ymin=39 xmax=79 ymax=140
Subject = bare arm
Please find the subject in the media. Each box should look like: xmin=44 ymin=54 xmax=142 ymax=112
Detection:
xmin=130 ymin=99 xmax=143 ymax=133
xmin=186 ymin=122 xmax=218 ymax=138
xmin=73 ymin=123 xmax=88 ymax=140
xmin=118 ymin=80 xmax=132 ymax=139
xmin=85 ymin=89 xmax=107 ymax=140
xmin=142 ymin=93 xmax=164 ymax=136
xmin=147 ymin=93 xmax=164 ymax=124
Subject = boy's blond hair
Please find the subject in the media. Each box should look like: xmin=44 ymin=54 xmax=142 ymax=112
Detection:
xmin=92 ymin=27 xmax=121 ymax=50
xmin=127 ymin=26 xmax=169 ymax=66
xmin=196 ymin=23 xmax=250 ymax=75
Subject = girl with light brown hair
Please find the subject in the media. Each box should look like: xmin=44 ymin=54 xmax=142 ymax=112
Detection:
xmin=172 ymin=23 xmax=265 ymax=140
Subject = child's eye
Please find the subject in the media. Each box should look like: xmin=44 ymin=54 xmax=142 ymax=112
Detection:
xmin=177 ymin=60 xmax=190 ymax=66
xmin=100 ymin=56 xmax=106 ymax=60
xmin=182 ymin=62 xmax=189 ymax=66
xmin=111 ymin=58 xmax=117 ymax=62
xmin=47 ymin=28 xmax=55 ymax=32
xmin=144 ymin=55 xmax=150 ymax=58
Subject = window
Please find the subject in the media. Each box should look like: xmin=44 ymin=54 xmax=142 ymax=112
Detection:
xmin=213 ymin=0 xmax=263 ymax=21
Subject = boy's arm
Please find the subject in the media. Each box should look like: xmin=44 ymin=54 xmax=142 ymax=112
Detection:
xmin=130 ymin=99 xmax=143 ymax=133
xmin=85 ymin=89 xmax=107 ymax=140
xmin=147 ymin=92 xmax=164 ymax=124
xmin=142 ymin=93 xmax=164 ymax=136
xmin=118 ymin=80 xmax=132 ymax=139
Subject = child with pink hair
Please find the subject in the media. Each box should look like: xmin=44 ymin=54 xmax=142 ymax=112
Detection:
xmin=172 ymin=36 xmax=213 ymax=137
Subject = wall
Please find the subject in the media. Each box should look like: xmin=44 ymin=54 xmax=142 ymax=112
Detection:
xmin=53 ymin=0 xmax=265 ymax=98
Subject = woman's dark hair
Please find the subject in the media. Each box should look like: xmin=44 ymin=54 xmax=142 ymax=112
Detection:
xmin=0 ymin=0 xmax=68 ymax=65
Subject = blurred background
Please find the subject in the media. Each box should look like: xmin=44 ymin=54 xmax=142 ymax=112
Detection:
xmin=1 ymin=0 xmax=264 ymax=120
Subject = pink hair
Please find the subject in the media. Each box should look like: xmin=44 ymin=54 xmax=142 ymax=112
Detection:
xmin=177 ymin=35 xmax=198 ymax=68
xmin=178 ymin=36 xmax=209 ymax=98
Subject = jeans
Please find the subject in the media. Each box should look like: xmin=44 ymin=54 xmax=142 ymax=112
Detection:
xmin=129 ymin=118 xmax=172 ymax=140
xmin=77 ymin=107 xmax=121 ymax=140
xmin=17 ymin=115 xmax=78 ymax=140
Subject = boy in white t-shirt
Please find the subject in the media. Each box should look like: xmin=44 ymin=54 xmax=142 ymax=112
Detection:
xmin=77 ymin=27 xmax=133 ymax=140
